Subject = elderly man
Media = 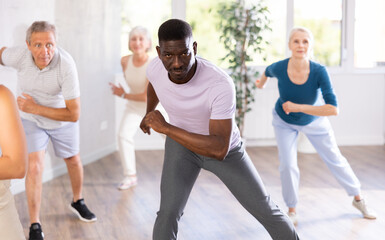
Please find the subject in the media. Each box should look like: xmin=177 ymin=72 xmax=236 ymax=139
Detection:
xmin=0 ymin=21 xmax=96 ymax=240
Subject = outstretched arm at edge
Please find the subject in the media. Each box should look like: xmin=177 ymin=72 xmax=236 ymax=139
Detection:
xmin=0 ymin=85 xmax=27 ymax=179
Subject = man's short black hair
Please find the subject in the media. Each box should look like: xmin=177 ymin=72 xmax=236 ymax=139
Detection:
xmin=158 ymin=19 xmax=192 ymax=43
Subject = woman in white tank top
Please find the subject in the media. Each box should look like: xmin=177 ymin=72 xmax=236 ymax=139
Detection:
xmin=109 ymin=26 xmax=152 ymax=190
xmin=0 ymin=85 xmax=28 ymax=239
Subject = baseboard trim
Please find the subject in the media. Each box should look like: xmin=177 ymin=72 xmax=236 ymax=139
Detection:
xmin=334 ymin=136 xmax=384 ymax=146
xmin=135 ymin=138 xmax=166 ymax=150
xmin=244 ymin=136 xmax=384 ymax=147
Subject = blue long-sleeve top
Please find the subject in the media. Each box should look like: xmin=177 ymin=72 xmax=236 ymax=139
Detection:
xmin=265 ymin=58 xmax=337 ymax=125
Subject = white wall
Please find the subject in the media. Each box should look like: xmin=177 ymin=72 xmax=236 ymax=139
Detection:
xmin=243 ymin=72 xmax=385 ymax=146
xmin=330 ymin=73 xmax=384 ymax=145
xmin=128 ymin=69 xmax=385 ymax=148
xmin=0 ymin=0 xmax=121 ymax=194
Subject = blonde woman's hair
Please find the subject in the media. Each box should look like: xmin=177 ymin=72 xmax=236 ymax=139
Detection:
xmin=288 ymin=26 xmax=314 ymax=58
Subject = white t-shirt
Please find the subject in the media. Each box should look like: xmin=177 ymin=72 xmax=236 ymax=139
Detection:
xmin=147 ymin=57 xmax=241 ymax=150
xmin=2 ymin=46 xmax=80 ymax=129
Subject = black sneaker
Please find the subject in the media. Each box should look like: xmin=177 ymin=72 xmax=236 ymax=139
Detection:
xmin=29 ymin=223 xmax=44 ymax=240
xmin=69 ymin=198 xmax=97 ymax=222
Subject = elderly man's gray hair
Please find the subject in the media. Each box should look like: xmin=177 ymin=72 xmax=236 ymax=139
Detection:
xmin=26 ymin=21 xmax=57 ymax=44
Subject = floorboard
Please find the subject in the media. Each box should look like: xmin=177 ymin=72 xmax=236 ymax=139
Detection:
xmin=14 ymin=145 xmax=385 ymax=240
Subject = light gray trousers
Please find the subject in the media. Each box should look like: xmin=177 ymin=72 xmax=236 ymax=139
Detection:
xmin=153 ymin=137 xmax=299 ymax=240
xmin=272 ymin=109 xmax=361 ymax=208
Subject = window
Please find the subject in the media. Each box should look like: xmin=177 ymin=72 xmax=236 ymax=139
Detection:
xmin=185 ymin=0 xmax=343 ymax=67
xmin=354 ymin=0 xmax=385 ymax=68
xmin=169 ymin=0 xmax=385 ymax=70
xmin=294 ymin=0 xmax=342 ymax=67
xmin=186 ymin=0 xmax=285 ymax=67
xmin=121 ymin=0 xmax=171 ymax=56
xmin=186 ymin=0 xmax=227 ymax=68
xmin=254 ymin=0 xmax=287 ymax=66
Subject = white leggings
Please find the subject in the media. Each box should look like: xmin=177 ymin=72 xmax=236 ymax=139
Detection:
xmin=118 ymin=103 xmax=168 ymax=177
xmin=272 ymin=110 xmax=361 ymax=208
xmin=117 ymin=104 xmax=145 ymax=177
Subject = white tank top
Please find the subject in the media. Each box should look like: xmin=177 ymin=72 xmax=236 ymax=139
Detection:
xmin=124 ymin=55 xmax=150 ymax=93
xmin=123 ymin=55 xmax=150 ymax=110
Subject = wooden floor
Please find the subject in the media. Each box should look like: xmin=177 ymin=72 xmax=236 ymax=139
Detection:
xmin=14 ymin=145 xmax=385 ymax=240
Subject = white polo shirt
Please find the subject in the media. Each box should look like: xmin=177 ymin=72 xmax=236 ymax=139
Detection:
xmin=2 ymin=46 xmax=80 ymax=129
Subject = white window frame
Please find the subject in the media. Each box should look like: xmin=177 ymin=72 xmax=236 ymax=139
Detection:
xmin=173 ymin=0 xmax=385 ymax=74
xmin=172 ymin=0 xmax=186 ymax=19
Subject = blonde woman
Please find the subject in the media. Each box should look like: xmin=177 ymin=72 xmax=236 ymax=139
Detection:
xmin=110 ymin=26 xmax=152 ymax=190
xmin=0 ymin=85 xmax=27 ymax=240
xmin=256 ymin=27 xmax=376 ymax=225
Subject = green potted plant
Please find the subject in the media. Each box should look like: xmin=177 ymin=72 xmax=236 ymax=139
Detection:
xmin=217 ymin=0 xmax=271 ymax=136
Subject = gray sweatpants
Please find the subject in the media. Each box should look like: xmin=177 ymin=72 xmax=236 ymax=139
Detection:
xmin=153 ymin=137 xmax=299 ymax=240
